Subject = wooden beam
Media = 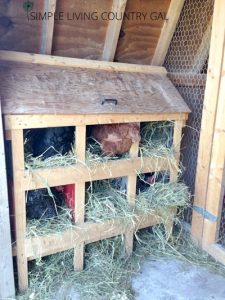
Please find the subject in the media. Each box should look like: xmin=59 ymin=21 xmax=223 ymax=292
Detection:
xmin=21 ymin=157 xmax=174 ymax=191
xmin=0 ymin=102 xmax=15 ymax=299
xmin=11 ymin=130 xmax=28 ymax=291
xmin=191 ymin=0 xmax=225 ymax=244
xmin=0 ymin=50 xmax=167 ymax=75
xmin=40 ymin=0 xmax=57 ymax=54
xmin=102 ymin=0 xmax=127 ymax=61
xmin=151 ymin=0 xmax=185 ymax=66
xmin=22 ymin=211 xmax=169 ymax=260
xmin=5 ymin=113 xmax=188 ymax=130
xmin=74 ymin=125 xmax=86 ymax=271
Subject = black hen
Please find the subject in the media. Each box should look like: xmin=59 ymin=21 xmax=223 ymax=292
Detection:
xmin=26 ymin=187 xmax=65 ymax=220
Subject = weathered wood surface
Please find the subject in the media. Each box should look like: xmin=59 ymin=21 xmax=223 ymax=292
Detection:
xmin=52 ymin=0 xmax=111 ymax=59
xmin=115 ymin=0 xmax=171 ymax=64
xmin=0 ymin=50 xmax=167 ymax=74
xmin=0 ymin=61 xmax=190 ymax=115
xmin=0 ymin=102 xmax=15 ymax=299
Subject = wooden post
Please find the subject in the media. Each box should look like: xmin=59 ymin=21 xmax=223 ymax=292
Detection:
xmin=74 ymin=125 xmax=86 ymax=271
xmin=201 ymin=44 xmax=225 ymax=247
xmin=0 ymin=104 xmax=15 ymax=298
xmin=11 ymin=129 xmax=28 ymax=291
xmin=151 ymin=0 xmax=185 ymax=66
xmin=102 ymin=0 xmax=127 ymax=61
xmin=40 ymin=0 xmax=57 ymax=54
xmin=164 ymin=120 xmax=184 ymax=239
xmin=191 ymin=0 xmax=225 ymax=245
xmin=125 ymin=138 xmax=139 ymax=255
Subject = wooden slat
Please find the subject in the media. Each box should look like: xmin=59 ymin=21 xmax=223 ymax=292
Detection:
xmin=74 ymin=126 xmax=86 ymax=270
xmin=5 ymin=113 xmax=189 ymax=130
xmin=170 ymin=120 xmax=184 ymax=182
xmin=11 ymin=130 xmax=28 ymax=291
xmin=165 ymin=120 xmax=184 ymax=238
xmin=0 ymin=50 xmax=167 ymax=75
xmin=40 ymin=0 xmax=57 ymax=55
xmin=21 ymin=157 xmax=174 ymax=191
xmin=102 ymin=0 xmax=127 ymax=61
xmin=23 ymin=212 xmax=169 ymax=260
xmin=202 ymin=45 xmax=225 ymax=247
xmin=125 ymin=135 xmax=139 ymax=255
xmin=151 ymin=0 xmax=185 ymax=66
xmin=191 ymin=0 xmax=225 ymax=244
xmin=0 ymin=103 xmax=15 ymax=299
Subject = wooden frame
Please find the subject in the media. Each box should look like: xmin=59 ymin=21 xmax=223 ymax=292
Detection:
xmin=0 ymin=103 xmax=15 ymax=299
xmin=7 ymin=113 xmax=186 ymax=291
xmin=191 ymin=0 xmax=225 ymax=263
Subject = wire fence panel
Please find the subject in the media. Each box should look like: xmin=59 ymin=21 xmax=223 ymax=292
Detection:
xmin=164 ymin=0 xmax=214 ymax=223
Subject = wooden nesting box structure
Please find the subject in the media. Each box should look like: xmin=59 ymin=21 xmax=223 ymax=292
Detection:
xmin=0 ymin=51 xmax=190 ymax=291
xmin=1 ymin=0 xmax=224 ymax=298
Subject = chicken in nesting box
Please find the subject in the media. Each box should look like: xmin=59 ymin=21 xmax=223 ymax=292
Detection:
xmin=92 ymin=123 xmax=141 ymax=156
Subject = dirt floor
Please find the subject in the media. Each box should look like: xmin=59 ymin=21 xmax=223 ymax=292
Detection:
xmin=55 ymin=258 xmax=225 ymax=300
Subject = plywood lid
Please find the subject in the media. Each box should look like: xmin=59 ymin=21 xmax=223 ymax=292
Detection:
xmin=0 ymin=61 xmax=190 ymax=115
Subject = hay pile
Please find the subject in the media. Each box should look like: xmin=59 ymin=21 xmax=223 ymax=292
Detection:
xmin=26 ymin=207 xmax=73 ymax=238
xmin=17 ymin=228 xmax=225 ymax=300
xmin=136 ymin=182 xmax=190 ymax=214
xmin=85 ymin=180 xmax=135 ymax=224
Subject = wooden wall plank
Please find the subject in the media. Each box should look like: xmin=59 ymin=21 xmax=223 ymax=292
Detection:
xmin=52 ymin=0 xmax=111 ymax=59
xmin=151 ymin=0 xmax=185 ymax=66
xmin=0 ymin=102 xmax=15 ymax=299
xmin=40 ymin=0 xmax=57 ymax=54
xmin=0 ymin=0 xmax=44 ymax=53
xmin=102 ymin=0 xmax=127 ymax=61
xmin=115 ymin=0 xmax=171 ymax=64
xmin=191 ymin=0 xmax=225 ymax=244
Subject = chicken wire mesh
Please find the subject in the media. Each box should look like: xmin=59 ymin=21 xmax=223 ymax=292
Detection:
xmin=164 ymin=0 xmax=214 ymax=224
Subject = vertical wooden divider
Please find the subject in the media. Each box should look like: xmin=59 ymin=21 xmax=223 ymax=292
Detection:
xmin=125 ymin=131 xmax=139 ymax=255
xmin=74 ymin=125 xmax=86 ymax=271
xmin=11 ymin=129 xmax=28 ymax=291
xmin=165 ymin=120 xmax=184 ymax=239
